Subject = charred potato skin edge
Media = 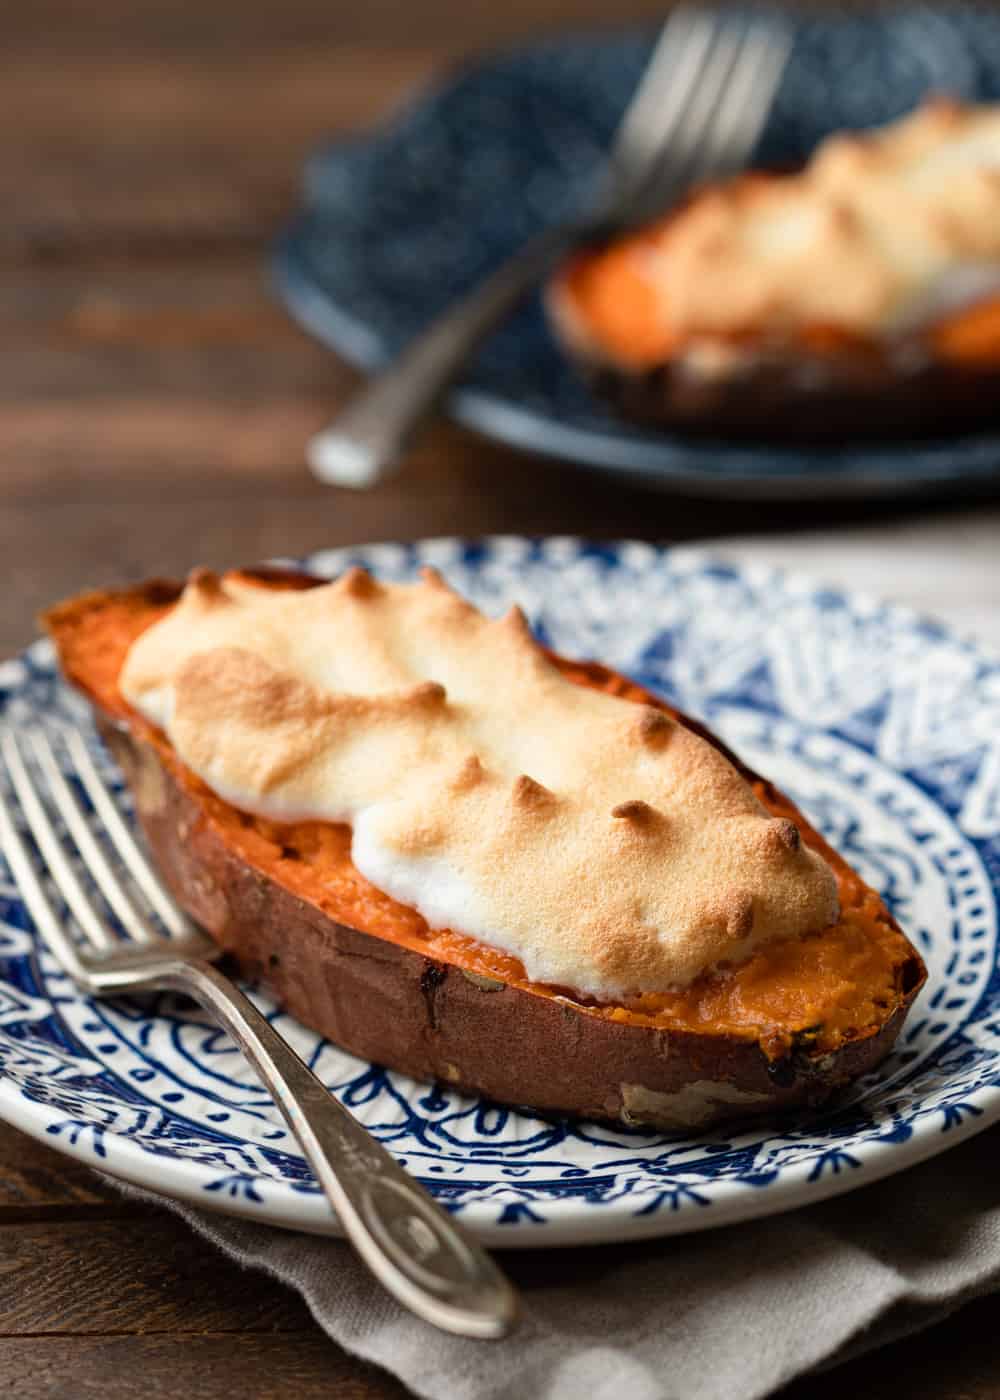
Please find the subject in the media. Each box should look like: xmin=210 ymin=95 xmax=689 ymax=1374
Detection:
xmin=96 ymin=709 xmax=922 ymax=1132
xmin=43 ymin=570 xmax=925 ymax=1131
xmin=545 ymin=265 xmax=1000 ymax=443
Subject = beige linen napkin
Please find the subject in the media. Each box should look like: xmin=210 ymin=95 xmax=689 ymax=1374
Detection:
xmin=114 ymin=507 xmax=1000 ymax=1399
xmin=119 ymin=1121 xmax=1000 ymax=1400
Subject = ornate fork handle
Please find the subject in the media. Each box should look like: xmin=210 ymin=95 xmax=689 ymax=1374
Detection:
xmin=94 ymin=950 xmax=516 ymax=1338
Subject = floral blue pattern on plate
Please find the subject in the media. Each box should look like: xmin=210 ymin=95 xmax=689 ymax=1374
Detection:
xmin=1 ymin=538 xmax=999 ymax=1246
xmin=275 ymin=6 xmax=1000 ymax=498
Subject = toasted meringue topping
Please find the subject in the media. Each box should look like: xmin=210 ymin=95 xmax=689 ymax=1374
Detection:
xmin=614 ymin=99 xmax=1000 ymax=344
xmin=119 ymin=567 xmax=839 ymax=997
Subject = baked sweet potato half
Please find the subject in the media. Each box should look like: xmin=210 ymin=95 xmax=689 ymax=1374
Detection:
xmin=44 ymin=567 xmax=926 ymax=1132
xmin=547 ymin=99 xmax=1000 ymax=441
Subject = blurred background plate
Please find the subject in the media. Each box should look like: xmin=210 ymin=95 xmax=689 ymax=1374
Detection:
xmin=275 ymin=5 xmax=1000 ymax=499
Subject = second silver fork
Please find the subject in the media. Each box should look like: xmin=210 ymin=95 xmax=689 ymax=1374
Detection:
xmin=307 ymin=7 xmax=790 ymax=488
xmin=0 ymin=722 xmax=517 ymax=1339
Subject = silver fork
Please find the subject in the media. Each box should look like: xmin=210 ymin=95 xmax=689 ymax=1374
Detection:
xmin=0 ymin=723 xmax=517 ymax=1339
xmin=307 ymin=8 xmax=790 ymax=488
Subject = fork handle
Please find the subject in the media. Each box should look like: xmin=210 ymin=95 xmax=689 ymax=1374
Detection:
xmin=307 ymin=224 xmax=570 ymax=488
xmin=115 ymin=955 xmax=517 ymax=1338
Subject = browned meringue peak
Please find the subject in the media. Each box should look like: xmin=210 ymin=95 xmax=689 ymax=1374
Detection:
xmin=119 ymin=566 xmax=839 ymax=998
xmin=636 ymin=98 xmax=1000 ymax=340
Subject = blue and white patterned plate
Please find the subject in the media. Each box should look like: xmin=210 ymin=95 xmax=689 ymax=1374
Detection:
xmin=275 ymin=6 xmax=1000 ymax=498
xmin=1 ymin=538 xmax=999 ymax=1247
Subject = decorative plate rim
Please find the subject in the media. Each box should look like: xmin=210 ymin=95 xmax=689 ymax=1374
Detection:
xmin=1 ymin=535 xmax=998 ymax=1248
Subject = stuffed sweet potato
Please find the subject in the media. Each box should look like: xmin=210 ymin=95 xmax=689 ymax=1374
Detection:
xmin=547 ymin=99 xmax=1000 ymax=440
xmin=44 ymin=566 xmax=925 ymax=1131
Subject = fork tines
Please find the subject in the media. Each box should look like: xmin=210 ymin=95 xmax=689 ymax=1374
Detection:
xmin=0 ymin=725 xmax=194 ymax=975
xmin=601 ymin=7 xmax=791 ymax=228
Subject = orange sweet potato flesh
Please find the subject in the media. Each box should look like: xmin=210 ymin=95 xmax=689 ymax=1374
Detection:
xmin=560 ymin=233 xmax=678 ymax=370
xmin=932 ymin=295 xmax=1000 ymax=364
xmin=44 ymin=565 xmax=918 ymax=1080
xmin=548 ymin=220 xmax=1000 ymax=441
xmin=559 ymin=226 xmax=1000 ymax=372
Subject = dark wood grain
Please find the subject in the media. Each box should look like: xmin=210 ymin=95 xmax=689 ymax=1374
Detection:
xmin=0 ymin=53 xmax=437 ymax=257
xmin=0 ymin=1334 xmax=412 ymax=1400
xmin=2 ymin=0 xmax=998 ymax=1395
xmin=0 ymin=1216 xmax=315 ymax=1335
xmin=8 ymin=0 xmax=674 ymax=53
xmin=0 ymin=1133 xmax=120 ymax=1220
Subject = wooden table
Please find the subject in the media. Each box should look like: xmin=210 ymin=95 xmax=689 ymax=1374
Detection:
xmin=2 ymin=2 xmax=998 ymax=1394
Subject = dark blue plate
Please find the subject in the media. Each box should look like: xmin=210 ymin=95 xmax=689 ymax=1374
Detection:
xmin=275 ymin=7 xmax=1000 ymax=498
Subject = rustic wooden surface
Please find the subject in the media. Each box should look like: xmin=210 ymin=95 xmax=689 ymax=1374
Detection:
xmin=2 ymin=1 xmax=998 ymax=1395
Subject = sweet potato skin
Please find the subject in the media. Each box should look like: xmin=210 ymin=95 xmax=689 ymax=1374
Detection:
xmin=96 ymin=717 xmax=919 ymax=1133
xmin=546 ymin=263 xmax=1000 ymax=443
xmin=45 ymin=571 xmax=925 ymax=1131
